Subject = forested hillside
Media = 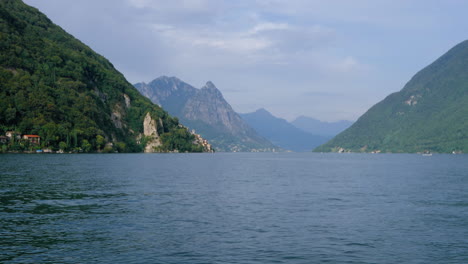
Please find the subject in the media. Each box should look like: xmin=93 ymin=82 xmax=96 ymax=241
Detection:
xmin=316 ymin=40 xmax=468 ymax=153
xmin=0 ymin=0 xmax=207 ymax=152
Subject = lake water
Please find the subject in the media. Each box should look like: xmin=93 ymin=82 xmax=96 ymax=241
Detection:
xmin=1 ymin=153 xmax=467 ymax=263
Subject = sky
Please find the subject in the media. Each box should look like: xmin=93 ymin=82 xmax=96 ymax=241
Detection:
xmin=24 ymin=0 xmax=468 ymax=122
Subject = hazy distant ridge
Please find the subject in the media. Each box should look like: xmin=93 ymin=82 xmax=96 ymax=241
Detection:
xmin=292 ymin=116 xmax=353 ymax=137
xmin=240 ymin=109 xmax=331 ymax=152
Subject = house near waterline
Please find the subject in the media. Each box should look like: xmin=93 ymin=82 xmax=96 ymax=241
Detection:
xmin=23 ymin=135 xmax=40 ymax=145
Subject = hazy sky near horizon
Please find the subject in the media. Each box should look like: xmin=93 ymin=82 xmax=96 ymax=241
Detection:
xmin=24 ymin=0 xmax=468 ymax=122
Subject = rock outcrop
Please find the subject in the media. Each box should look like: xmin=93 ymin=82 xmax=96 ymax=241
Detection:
xmin=143 ymin=112 xmax=161 ymax=153
xmin=190 ymin=129 xmax=214 ymax=153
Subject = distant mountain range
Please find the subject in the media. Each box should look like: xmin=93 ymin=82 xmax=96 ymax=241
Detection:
xmin=292 ymin=116 xmax=353 ymax=137
xmin=316 ymin=40 xmax=468 ymax=153
xmin=240 ymin=109 xmax=331 ymax=152
xmin=135 ymin=77 xmax=278 ymax=152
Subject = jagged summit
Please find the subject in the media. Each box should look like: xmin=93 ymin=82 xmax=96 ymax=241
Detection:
xmin=203 ymin=81 xmax=217 ymax=90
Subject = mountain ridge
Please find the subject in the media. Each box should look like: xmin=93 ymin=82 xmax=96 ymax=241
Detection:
xmin=240 ymin=108 xmax=330 ymax=152
xmin=135 ymin=76 xmax=278 ymax=152
xmin=291 ymin=116 xmax=353 ymax=137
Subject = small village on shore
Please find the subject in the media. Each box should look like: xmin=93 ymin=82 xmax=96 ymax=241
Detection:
xmin=0 ymin=131 xmax=47 ymax=153
xmin=0 ymin=131 xmax=109 ymax=154
xmin=0 ymin=129 xmax=214 ymax=154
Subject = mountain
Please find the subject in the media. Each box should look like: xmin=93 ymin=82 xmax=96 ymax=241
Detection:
xmin=240 ymin=109 xmax=330 ymax=152
xmin=316 ymin=40 xmax=468 ymax=153
xmin=135 ymin=77 xmax=278 ymax=152
xmin=292 ymin=116 xmax=353 ymax=137
xmin=0 ymin=0 xmax=211 ymax=153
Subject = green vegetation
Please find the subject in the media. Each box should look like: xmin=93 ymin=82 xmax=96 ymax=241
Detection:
xmin=315 ymin=40 xmax=468 ymax=153
xmin=158 ymin=127 xmax=204 ymax=152
xmin=0 ymin=0 xmax=204 ymax=153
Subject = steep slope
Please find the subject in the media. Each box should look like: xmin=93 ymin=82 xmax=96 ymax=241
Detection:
xmin=135 ymin=77 xmax=278 ymax=152
xmin=316 ymin=40 xmax=468 ymax=153
xmin=240 ymin=109 xmax=330 ymax=152
xmin=292 ymin=116 xmax=353 ymax=137
xmin=0 ymin=0 xmax=210 ymax=153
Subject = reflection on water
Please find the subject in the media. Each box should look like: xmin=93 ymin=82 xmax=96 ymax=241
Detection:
xmin=1 ymin=153 xmax=468 ymax=263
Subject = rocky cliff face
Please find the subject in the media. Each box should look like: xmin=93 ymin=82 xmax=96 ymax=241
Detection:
xmin=135 ymin=76 xmax=278 ymax=152
xmin=182 ymin=81 xmax=247 ymax=134
xmin=191 ymin=130 xmax=214 ymax=153
xmin=143 ymin=113 xmax=161 ymax=153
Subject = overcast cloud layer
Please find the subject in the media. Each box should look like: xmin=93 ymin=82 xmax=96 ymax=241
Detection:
xmin=24 ymin=0 xmax=468 ymax=121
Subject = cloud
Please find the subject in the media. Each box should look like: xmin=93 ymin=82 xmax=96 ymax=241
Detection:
xmin=126 ymin=0 xmax=151 ymax=8
xmin=259 ymin=23 xmax=334 ymax=53
xmin=125 ymin=0 xmax=225 ymax=26
xmin=327 ymin=56 xmax=363 ymax=73
xmin=127 ymin=0 xmax=216 ymax=10
xmin=247 ymin=22 xmax=290 ymax=34
xmin=146 ymin=19 xmax=336 ymax=68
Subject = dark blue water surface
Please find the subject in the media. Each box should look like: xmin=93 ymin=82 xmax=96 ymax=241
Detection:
xmin=1 ymin=153 xmax=467 ymax=263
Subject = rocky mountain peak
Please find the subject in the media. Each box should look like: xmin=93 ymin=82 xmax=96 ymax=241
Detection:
xmin=151 ymin=76 xmax=184 ymax=90
xmin=201 ymin=81 xmax=223 ymax=98
xmin=204 ymin=81 xmax=217 ymax=89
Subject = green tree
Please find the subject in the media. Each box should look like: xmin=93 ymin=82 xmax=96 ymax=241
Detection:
xmin=102 ymin=145 xmax=114 ymax=153
xmin=59 ymin=141 xmax=67 ymax=151
xmin=115 ymin=142 xmax=126 ymax=153
xmin=81 ymin=139 xmax=92 ymax=153
xmin=96 ymin=135 xmax=105 ymax=151
xmin=5 ymin=107 xmax=16 ymax=123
